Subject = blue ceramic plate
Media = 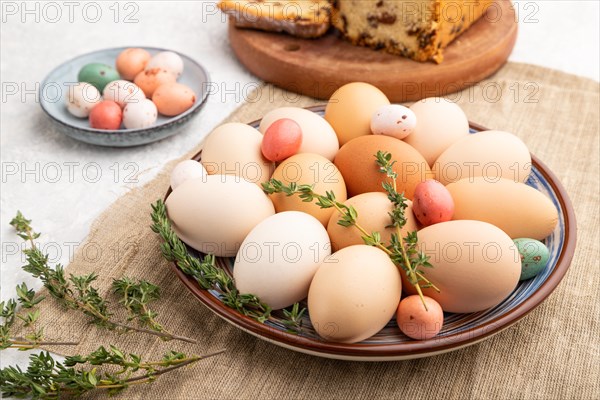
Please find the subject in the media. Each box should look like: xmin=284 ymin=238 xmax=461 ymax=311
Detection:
xmin=39 ymin=47 xmax=209 ymax=147
xmin=167 ymin=106 xmax=577 ymax=361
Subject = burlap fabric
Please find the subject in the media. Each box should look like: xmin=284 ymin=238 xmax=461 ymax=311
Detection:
xmin=12 ymin=63 xmax=600 ymax=399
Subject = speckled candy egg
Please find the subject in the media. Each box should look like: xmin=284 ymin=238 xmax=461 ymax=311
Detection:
xmin=66 ymin=82 xmax=102 ymax=118
xmin=102 ymin=80 xmax=145 ymax=108
xmin=116 ymin=48 xmax=151 ymax=80
xmin=123 ymin=98 xmax=158 ymax=129
xmin=170 ymin=160 xmax=207 ymax=190
xmin=78 ymin=63 xmax=120 ymax=92
xmin=152 ymin=83 xmax=196 ymax=117
xmin=134 ymin=68 xmax=177 ymax=98
xmin=371 ymin=104 xmax=417 ymax=140
xmin=146 ymin=51 xmax=184 ymax=78
xmin=514 ymin=238 xmax=550 ymax=280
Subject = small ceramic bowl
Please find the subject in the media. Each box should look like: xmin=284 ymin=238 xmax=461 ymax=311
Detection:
xmin=39 ymin=46 xmax=209 ymax=147
xmin=164 ymin=106 xmax=577 ymax=361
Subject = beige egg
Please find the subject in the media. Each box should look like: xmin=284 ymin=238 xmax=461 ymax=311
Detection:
xmin=403 ymin=220 xmax=521 ymax=313
xmin=165 ymin=175 xmax=275 ymax=257
xmin=308 ymin=245 xmax=401 ymax=343
xmin=405 ymin=98 xmax=470 ymax=166
xmin=327 ymin=192 xmax=419 ymax=251
xmin=201 ymin=123 xmax=275 ymax=186
xmin=234 ymin=211 xmax=331 ymax=310
xmin=259 ymin=107 xmax=339 ymax=161
xmin=433 ymin=130 xmax=532 ymax=185
xmin=152 ymin=83 xmax=196 ymax=116
xmin=325 ymin=82 xmax=390 ymax=146
xmin=446 ymin=177 xmax=558 ymax=240
xmin=333 ymin=135 xmax=433 ymax=199
xmin=270 ymin=153 xmax=347 ymax=225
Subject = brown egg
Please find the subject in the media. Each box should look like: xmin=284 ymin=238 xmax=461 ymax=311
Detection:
xmin=403 ymin=220 xmax=521 ymax=313
xmin=152 ymin=83 xmax=196 ymax=117
xmin=327 ymin=192 xmax=419 ymax=251
xmin=134 ymin=68 xmax=177 ymax=98
xmin=334 ymin=135 xmax=433 ymax=199
xmin=446 ymin=177 xmax=559 ymax=240
xmin=270 ymin=153 xmax=347 ymax=225
xmin=115 ymin=48 xmax=151 ymax=81
xmin=325 ymin=82 xmax=390 ymax=146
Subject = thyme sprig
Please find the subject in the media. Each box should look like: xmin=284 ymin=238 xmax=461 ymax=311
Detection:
xmin=150 ymin=200 xmax=304 ymax=331
xmin=0 ymin=346 xmax=225 ymax=398
xmin=151 ymin=201 xmax=272 ymax=322
xmin=1 ymin=283 xmax=78 ymax=350
xmin=9 ymin=212 xmax=196 ymax=344
xmin=262 ymin=151 xmax=440 ymax=310
xmin=375 ymin=151 xmax=440 ymax=309
xmin=282 ymin=303 xmax=306 ymax=333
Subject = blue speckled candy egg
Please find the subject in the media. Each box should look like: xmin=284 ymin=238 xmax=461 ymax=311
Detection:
xmin=514 ymin=238 xmax=550 ymax=280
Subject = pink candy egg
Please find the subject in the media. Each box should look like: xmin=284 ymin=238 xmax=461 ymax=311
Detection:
xmin=412 ymin=179 xmax=454 ymax=226
xmin=261 ymin=118 xmax=302 ymax=162
xmin=89 ymin=100 xmax=122 ymax=130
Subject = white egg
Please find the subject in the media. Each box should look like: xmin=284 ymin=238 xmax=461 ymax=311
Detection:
xmin=370 ymin=104 xmax=417 ymax=140
xmin=66 ymin=83 xmax=101 ymax=118
xmin=234 ymin=211 xmax=331 ymax=310
xmin=146 ymin=51 xmax=184 ymax=78
xmin=123 ymin=98 xmax=158 ymax=129
xmin=170 ymin=160 xmax=207 ymax=190
xmin=165 ymin=175 xmax=275 ymax=257
xmin=102 ymin=80 xmax=145 ymax=108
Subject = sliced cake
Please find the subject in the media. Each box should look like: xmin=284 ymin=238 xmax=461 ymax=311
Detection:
xmin=331 ymin=0 xmax=493 ymax=63
xmin=218 ymin=0 xmax=332 ymax=39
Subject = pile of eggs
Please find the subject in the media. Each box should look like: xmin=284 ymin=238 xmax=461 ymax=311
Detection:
xmin=165 ymin=82 xmax=558 ymax=343
xmin=66 ymin=48 xmax=196 ymax=130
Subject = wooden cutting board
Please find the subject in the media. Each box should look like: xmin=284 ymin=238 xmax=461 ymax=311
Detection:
xmin=228 ymin=0 xmax=517 ymax=102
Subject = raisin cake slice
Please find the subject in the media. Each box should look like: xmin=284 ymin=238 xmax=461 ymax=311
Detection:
xmin=219 ymin=0 xmax=331 ymax=39
xmin=331 ymin=0 xmax=493 ymax=63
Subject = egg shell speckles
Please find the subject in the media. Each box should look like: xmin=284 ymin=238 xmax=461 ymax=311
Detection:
xmin=102 ymin=80 xmax=145 ymax=109
xmin=66 ymin=82 xmax=102 ymax=118
xmin=152 ymin=83 xmax=196 ymax=117
xmin=122 ymin=99 xmax=158 ymax=129
xmin=371 ymin=104 xmax=417 ymax=140
xmin=514 ymin=238 xmax=550 ymax=280
xmin=134 ymin=68 xmax=177 ymax=98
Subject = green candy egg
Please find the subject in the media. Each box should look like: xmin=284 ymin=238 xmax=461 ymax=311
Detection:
xmin=514 ymin=238 xmax=550 ymax=280
xmin=78 ymin=63 xmax=120 ymax=92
